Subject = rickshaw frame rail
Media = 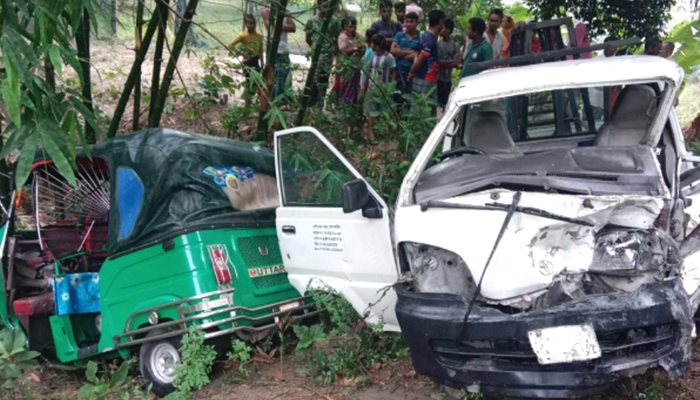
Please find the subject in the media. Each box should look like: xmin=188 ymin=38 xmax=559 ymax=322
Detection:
xmin=113 ymin=289 xmax=320 ymax=349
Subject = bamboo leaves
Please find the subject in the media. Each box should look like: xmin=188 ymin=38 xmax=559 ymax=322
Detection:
xmin=15 ymin=129 xmax=38 ymax=191
xmin=0 ymin=0 xmax=103 ymax=189
xmin=1 ymin=64 xmax=22 ymax=127
xmin=38 ymin=118 xmax=77 ymax=186
xmin=48 ymin=46 xmax=63 ymax=77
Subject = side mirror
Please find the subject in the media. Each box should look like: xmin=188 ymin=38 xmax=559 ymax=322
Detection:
xmin=341 ymin=179 xmax=382 ymax=219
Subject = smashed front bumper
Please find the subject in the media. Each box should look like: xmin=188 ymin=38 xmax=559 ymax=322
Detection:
xmin=395 ymin=280 xmax=694 ymax=399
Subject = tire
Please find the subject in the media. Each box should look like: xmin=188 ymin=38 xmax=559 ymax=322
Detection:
xmin=139 ymin=329 xmax=182 ymax=398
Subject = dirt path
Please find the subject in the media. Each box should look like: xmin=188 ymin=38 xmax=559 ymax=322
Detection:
xmin=196 ymin=357 xmax=443 ymax=400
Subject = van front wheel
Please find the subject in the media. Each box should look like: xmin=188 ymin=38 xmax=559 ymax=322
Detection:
xmin=139 ymin=330 xmax=182 ymax=397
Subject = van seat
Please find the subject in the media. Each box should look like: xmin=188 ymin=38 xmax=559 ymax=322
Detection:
xmin=594 ymin=85 xmax=659 ymax=147
xmin=468 ymin=111 xmax=524 ymax=157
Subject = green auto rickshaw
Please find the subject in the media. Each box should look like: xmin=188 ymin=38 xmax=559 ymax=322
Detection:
xmin=0 ymin=129 xmax=318 ymax=396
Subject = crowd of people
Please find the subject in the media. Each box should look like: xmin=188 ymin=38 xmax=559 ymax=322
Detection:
xmin=226 ymin=1 xmax=677 ymax=138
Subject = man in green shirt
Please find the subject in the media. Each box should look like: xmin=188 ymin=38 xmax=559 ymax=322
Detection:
xmin=305 ymin=0 xmax=341 ymax=106
xmin=461 ymin=17 xmax=493 ymax=78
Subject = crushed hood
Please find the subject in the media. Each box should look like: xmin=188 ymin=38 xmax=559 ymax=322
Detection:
xmin=395 ymin=188 xmax=668 ymax=300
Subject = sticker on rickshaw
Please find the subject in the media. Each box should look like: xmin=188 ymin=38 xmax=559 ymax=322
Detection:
xmin=248 ymin=265 xmax=286 ymax=277
xmin=203 ymin=166 xmax=254 ymax=191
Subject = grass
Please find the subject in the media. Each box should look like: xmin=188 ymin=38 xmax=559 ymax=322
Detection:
xmin=97 ymin=0 xmax=380 ymax=55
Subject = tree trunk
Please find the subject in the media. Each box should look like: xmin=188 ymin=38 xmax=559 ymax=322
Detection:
xmin=175 ymin=0 xmax=203 ymax=47
xmin=255 ymin=0 xmax=289 ymax=141
xmin=44 ymin=56 xmax=55 ymax=91
xmin=133 ymin=0 xmax=145 ymax=131
xmin=149 ymin=0 xmax=200 ymax=128
xmin=295 ymin=0 xmax=339 ymax=126
xmin=111 ymin=0 xmax=118 ymax=38
xmin=76 ymin=8 xmax=95 ymax=143
xmin=148 ymin=0 xmax=169 ymax=126
xmin=107 ymin=7 xmax=162 ymax=138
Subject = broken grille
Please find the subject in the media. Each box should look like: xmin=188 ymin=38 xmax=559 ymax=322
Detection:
xmin=430 ymin=323 xmax=677 ymax=369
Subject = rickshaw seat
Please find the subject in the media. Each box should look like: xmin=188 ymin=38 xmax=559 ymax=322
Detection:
xmin=42 ymin=226 xmax=83 ymax=260
xmin=83 ymin=222 xmax=109 ymax=254
xmin=42 ymin=222 xmax=109 ymax=261
xmin=13 ymin=292 xmax=54 ymax=316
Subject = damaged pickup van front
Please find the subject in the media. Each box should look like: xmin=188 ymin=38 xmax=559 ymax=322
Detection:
xmin=270 ymin=56 xmax=700 ymax=398
xmin=393 ymin=56 xmax=700 ymax=398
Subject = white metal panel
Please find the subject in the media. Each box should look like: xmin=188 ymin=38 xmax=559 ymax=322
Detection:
xmin=452 ymin=56 xmax=683 ymax=106
xmin=273 ymin=128 xmax=399 ymax=331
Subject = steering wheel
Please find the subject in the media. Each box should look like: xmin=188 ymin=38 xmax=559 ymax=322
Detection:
xmin=438 ymin=146 xmax=487 ymax=161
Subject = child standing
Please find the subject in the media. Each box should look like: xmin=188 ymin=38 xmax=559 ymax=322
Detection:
xmin=360 ymin=28 xmax=377 ymax=89
xmin=228 ymin=15 xmax=264 ymax=104
xmin=362 ymin=34 xmax=396 ymax=139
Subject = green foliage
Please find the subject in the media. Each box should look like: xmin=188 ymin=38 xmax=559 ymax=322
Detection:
xmin=293 ymin=284 xmax=409 ymax=386
xmin=293 ymin=324 xmax=329 ymax=349
xmin=666 ymin=19 xmax=700 ymax=74
xmin=172 ymin=327 xmax=217 ymax=398
xmin=221 ymin=105 xmax=252 ymax=138
xmin=0 ymin=0 xmax=105 ymax=188
xmin=78 ymin=359 xmax=150 ymax=400
xmin=505 ymin=1 xmax=533 ymax=22
xmin=525 ymin=0 xmax=675 ymax=39
xmin=227 ymin=339 xmax=253 ymax=376
xmin=300 ymin=78 xmax=436 ymax=204
xmin=635 ymin=375 xmax=668 ymax=400
xmin=0 ymin=329 xmax=40 ymax=393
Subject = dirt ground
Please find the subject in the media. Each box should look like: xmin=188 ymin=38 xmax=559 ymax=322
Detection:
xmin=30 ymin=39 xmax=700 ymax=399
xmin=24 ymin=339 xmax=700 ymax=399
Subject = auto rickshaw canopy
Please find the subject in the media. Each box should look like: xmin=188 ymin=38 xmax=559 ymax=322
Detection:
xmin=32 ymin=129 xmax=278 ymax=258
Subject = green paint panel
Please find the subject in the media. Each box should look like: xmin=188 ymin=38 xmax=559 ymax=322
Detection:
xmin=236 ymin=235 xmax=292 ymax=291
xmin=50 ymin=315 xmax=79 ymax=362
xmin=252 ymin=274 xmax=289 ymax=290
xmin=238 ymin=235 xmax=282 ymax=267
xmin=96 ymin=227 xmax=299 ymax=355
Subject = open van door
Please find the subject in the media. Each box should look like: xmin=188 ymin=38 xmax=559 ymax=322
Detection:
xmin=274 ymin=127 xmax=399 ymax=331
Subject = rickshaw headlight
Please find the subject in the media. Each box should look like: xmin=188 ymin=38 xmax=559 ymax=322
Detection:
xmin=148 ymin=311 xmax=159 ymax=325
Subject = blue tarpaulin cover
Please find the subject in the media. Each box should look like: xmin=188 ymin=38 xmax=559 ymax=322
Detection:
xmin=53 ymin=273 xmax=101 ymax=315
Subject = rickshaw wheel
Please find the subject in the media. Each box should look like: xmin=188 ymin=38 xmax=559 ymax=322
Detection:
xmin=139 ymin=329 xmax=182 ymax=397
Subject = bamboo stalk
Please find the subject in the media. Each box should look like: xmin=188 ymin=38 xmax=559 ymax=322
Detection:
xmin=76 ymin=8 xmax=95 ymax=143
xmin=149 ymin=0 xmax=200 ymax=128
xmin=255 ymin=0 xmax=289 ymax=141
xmin=148 ymin=0 xmax=169 ymax=126
xmin=107 ymin=9 xmax=162 ymax=138
xmin=133 ymin=0 xmax=145 ymax=131
xmin=44 ymin=57 xmax=56 ymax=91
xmin=111 ymin=0 xmax=118 ymax=38
xmin=295 ymin=0 xmax=339 ymax=126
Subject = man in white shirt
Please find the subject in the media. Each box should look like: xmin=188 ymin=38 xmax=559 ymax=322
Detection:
xmin=405 ymin=0 xmax=424 ymax=23
xmin=485 ymin=8 xmax=504 ymax=60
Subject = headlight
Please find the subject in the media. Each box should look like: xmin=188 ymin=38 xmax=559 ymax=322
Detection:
xmin=401 ymin=242 xmax=476 ymax=297
xmin=590 ymin=229 xmax=667 ymax=276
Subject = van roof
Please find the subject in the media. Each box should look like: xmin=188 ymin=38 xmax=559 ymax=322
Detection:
xmin=453 ymin=55 xmax=684 ymax=105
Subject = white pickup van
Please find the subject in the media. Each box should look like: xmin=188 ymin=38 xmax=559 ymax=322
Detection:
xmin=272 ymin=55 xmax=700 ymax=398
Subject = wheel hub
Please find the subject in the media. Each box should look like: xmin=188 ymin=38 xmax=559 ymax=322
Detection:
xmin=150 ymin=342 xmax=181 ymax=384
